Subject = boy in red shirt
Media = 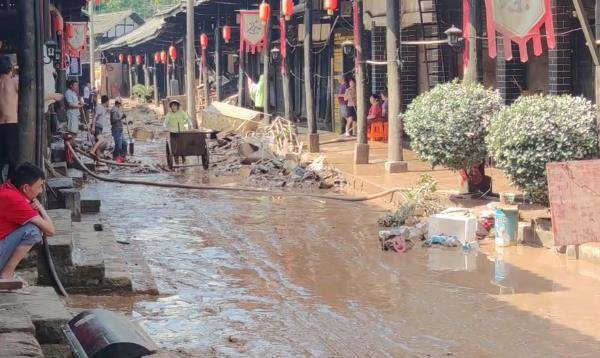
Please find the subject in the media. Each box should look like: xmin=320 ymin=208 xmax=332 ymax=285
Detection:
xmin=0 ymin=163 xmax=55 ymax=280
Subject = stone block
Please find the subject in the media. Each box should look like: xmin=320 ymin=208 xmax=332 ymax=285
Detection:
xmin=523 ymin=218 xmax=554 ymax=248
xmin=578 ymin=243 xmax=600 ymax=265
xmin=80 ymin=188 xmax=101 ymax=214
xmin=0 ymin=332 xmax=44 ymax=358
xmin=59 ymin=189 xmax=81 ymax=223
xmin=46 ymin=177 xmax=73 ymax=191
xmin=66 ymin=169 xmax=84 ymax=187
xmin=51 ymin=141 xmax=66 ymax=163
xmin=385 ymin=161 xmax=408 ymax=173
xmin=354 ymin=143 xmax=369 ymax=164
xmin=51 ymin=161 xmax=68 ymax=176
xmin=0 ymin=303 xmax=35 ymax=333
xmin=41 ymin=344 xmax=75 ymax=358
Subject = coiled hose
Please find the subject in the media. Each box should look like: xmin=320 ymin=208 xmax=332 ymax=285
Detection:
xmin=66 ymin=142 xmax=405 ymax=203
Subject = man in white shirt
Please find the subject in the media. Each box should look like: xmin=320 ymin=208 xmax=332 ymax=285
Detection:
xmin=65 ymin=80 xmax=83 ymax=134
xmin=90 ymin=95 xmax=110 ymax=159
xmin=83 ymin=82 xmax=91 ymax=108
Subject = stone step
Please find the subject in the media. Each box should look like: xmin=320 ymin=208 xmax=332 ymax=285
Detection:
xmin=47 ymin=177 xmax=74 ymax=191
xmin=0 ymin=303 xmax=35 ymax=334
xmin=0 ymin=332 xmax=44 ymax=358
xmin=80 ymin=187 xmax=101 ymax=214
xmin=75 ymin=156 xmax=96 ymax=172
xmin=51 ymin=161 xmax=68 ymax=176
xmin=50 ymin=141 xmax=66 ymax=163
xmin=2 ymin=286 xmax=72 ymax=344
xmin=58 ymin=189 xmax=81 ymax=222
xmin=66 ymin=168 xmax=84 ymax=187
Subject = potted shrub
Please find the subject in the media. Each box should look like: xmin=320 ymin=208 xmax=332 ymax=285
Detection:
xmin=487 ymin=94 xmax=599 ymax=204
xmin=404 ymin=80 xmax=504 ymax=193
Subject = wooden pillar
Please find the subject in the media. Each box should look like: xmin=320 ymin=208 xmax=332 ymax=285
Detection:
xmin=305 ymin=0 xmax=319 ymax=152
xmin=143 ymin=54 xmax=150 ymax=86
xmin=353 ymin=0 xmax=368 ymax=163
xmin=153 ymin=62 xmax=159 ymax=105
xmin=186 ymin=0 xmax=197 ymax=127
xmin=17 ymin=0 xmax=37 ymax=164
xmin=89 ymin=2 xmax=96 ymax=90
xmin=281 ymin=16 xmax=292 ymax=121
xmin=385 ymin=0 xmax=407 ymax=173
xmin=202 ymin=45 xmax=209 ymax=108
xmin=128 ymin=64 xmax=134 ymax=97
xmin=596 ymin=0 xmax=600 ymax=150
xmin=238 ymin=45 xmax=245 ymax=106
xmin=215 ymin=23 xmax=222 ymax=101
xmin=263 ymin=14 xmax=272 ymax=122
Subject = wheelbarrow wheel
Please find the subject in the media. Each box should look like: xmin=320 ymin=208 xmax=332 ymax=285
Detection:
xmin=166 ymin=141 xmax=174 ymax=170
xmin=202 ymin=154 xmax=209 ymax=170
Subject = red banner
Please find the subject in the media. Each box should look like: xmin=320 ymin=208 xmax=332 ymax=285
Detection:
xmin=239 ymin=10 xmax=267 ymax=54
xmin=475 ymin=0 xmax=556 ymax=62
xmin=64 ymin=22 xmax=88 ymax=58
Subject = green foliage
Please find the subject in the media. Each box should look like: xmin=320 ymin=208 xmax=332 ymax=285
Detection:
xmin=487 ymin=94 xmax=599 ymax=204
xmin=132 ymin=84 xmax=154 ymax=100
xmin=96 ymin=0 xmax=179 ymax=18
xmin=404 ymin=80 xmax=504 ymax=172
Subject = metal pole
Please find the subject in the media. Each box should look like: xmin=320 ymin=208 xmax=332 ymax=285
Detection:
xmin=353 ymin=0 xmax=368 ymax=163
xmin=238 ymin=50 xmax=245 ymax=106
xmin=305 ymin=0 xmax=319 ymax=152
xmin=143 ymin=53 xmax=150 ymax=86
xmin=128 ymin=64 xmax=133 ymax=97
xmin=215 ymin=25 xmax=222 ymax=101
xmin=17 ymin=0 xmax=37 ymax=164
xmin=186 ymin=0 xmax=197 ymax=128
xmin=263 ymin=14 xmax=272 ymax=122
xmin=202 ymin=45 xmax=209 ymax=108
xmin=281 ymin=16 xmax=292 ymax=121
xmin=89 ymin=1 xmax=96 ymax=91
xmin=385 ymin=0 xmax=407 ymax=173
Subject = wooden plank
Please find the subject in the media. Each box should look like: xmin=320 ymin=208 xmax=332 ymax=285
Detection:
xmin=572 ymin=0 xmax=600 ymax=66
xmin=547 ymin=160 xmax=600 ymax=246
xmin=0 ymin=279 xmax=24 ymax=291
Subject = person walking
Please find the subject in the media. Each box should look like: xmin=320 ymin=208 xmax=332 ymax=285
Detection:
xmin=0 ymin=56 xmax=19 ymax=183
xmin=343 ymin=77 xmax=357 ymax=137
xmin=164 ymin=99 xmax=193 ymax=164
xmin=110 ymin=97 xmax=128 ymax=162
xmin=336 ymin=75 xmax=349 ymax=135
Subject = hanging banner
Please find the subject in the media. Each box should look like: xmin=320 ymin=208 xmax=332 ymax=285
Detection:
xmin=481 ymin=0 xmax=556 ymax=62
xmin=280 ymin=17 xmax=287 ymax=74
xmin=240 ymin=10 xmax=267 ymax=54
xmin=64 ymin=22 xmax=88 ymax=58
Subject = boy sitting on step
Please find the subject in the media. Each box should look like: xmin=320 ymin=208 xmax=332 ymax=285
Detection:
xmin=0 ymin=163 xmax=55 ymax=281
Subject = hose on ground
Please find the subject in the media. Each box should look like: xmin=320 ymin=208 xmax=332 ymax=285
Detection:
xmin=66 ymin=142 xmax=405 ymax=203
xmin=42 ymin=235 xmax=68 ymax=297
xmin=75 ymin=148 xmax=141 ymax=167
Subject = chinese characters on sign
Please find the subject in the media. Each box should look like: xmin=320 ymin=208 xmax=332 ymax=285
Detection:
xmin=240 ymin=10 xmax=267 ymax=54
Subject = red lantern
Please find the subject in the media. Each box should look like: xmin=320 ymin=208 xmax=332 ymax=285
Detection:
xmin=222 ymin=25 xmax=232 ymax=44
xmin=136 ymin=55 xmax=143 ymax=65
xmin=169 ymin=45 xmax=177 ymax=61
xmin=282 ymin=0 xmax=294 ymax=21
xmin=51 ymin=11 xmax=64 ymax=35
xmin=259 ymin=1 xmax=271 ymax=24
xmin=324 ymin=0 xmax=338 ymax=15
xmin=127 ymin=55 xmax=133 ymax=66
xmin=154 ymin=52 xmax=161 ymax=64
xmin=118 ymin=54 xmax=125 ymax=63
xmin=65 ymin=23 xmax=74 ymax=38
xmin=200 ymin=33 xmax=209 ymax=50
xmin=160 ymin=50 xmax=168 ymax=64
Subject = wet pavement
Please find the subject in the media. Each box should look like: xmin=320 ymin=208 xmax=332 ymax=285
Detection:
xmin=69 ymin=141 xmax=600 ymax=357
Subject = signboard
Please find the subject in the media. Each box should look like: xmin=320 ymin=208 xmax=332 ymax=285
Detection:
xmin=547 ymin=160 xmax=600 ymax=246
xmin=481 ymin=0 xmax=556 ymax=62
xmin=239 ymin=10 xmax=267 ymax=54
xmin=64 ymin=22 xmax=88 ymax=58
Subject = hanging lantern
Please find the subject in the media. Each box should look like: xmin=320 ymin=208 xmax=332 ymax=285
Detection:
xmin=324 ymin=0 xmax=338 ymax=16
xmin=118 ymin=54 xmax=125 ymax=63
xmin=168 ymin=45 xmax=177 ymax=61
xmin=160 ymin=50 xmax=168 ymax=64
xmin=51 ymin=11 xmax=64 ymax=35
xmin=200 ymin=33 xmax=209 ymax=50
xmin=259 ymin=1 xmax=271 ymax=24
xmin=154 ymin=52 xmax=161 ymax=64
xmin=136 ymin=55 xmax=143 ymax=65
xmin=222 ymin=25 xmax=232 ymax=44
xmin=282 ymin=0 xmax=294 ymax=21
xmin=127 ymin=55 xmax=134 ymax=66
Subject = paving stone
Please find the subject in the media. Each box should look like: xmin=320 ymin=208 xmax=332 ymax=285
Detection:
xmin=121 ymin=240 xmax=158 ymax=295
xmin=59 ymin=189 xmax=81 ymax=222
xmin=51 ymin=142 xmax=66 ymax=163
xmin=41 ymin=344 xmax=74 ymax=358
xmin=80 ymin=188 xmax=101 ymax=214
xmin=0 ymin=332 xmax=44 ymax=358
xmin=66 ymin=169 xmax=84 ymax=187
xmin=3 ymin=287 xmax=72 ymax=344
xmin=0 ymin=303 xmax=35 ymax=334
xmin=51 ymin=162 xmax=68 ymax=176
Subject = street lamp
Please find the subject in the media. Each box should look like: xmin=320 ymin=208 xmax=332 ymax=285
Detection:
xmin=342 ymin=40 xmax=354 ymax=56
xmin=444 ymin=25 xmax=464 ymax=51
xmin=270 ymin=46 xmax=280 ymax=63
xmin=44 ymin=40 xmax=58 ymax=64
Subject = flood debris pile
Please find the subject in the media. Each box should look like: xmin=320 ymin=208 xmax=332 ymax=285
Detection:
xmin=378 ymin=175 xmax=444 ymax=253
xmin=210 ymin=117 xmax=346 ymax=190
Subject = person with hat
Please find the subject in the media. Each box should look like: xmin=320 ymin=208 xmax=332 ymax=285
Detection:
xmin=110 ymin=97 xmax=128 ymax=162
xmin=164 ymin=99 xmax=193 ymax=164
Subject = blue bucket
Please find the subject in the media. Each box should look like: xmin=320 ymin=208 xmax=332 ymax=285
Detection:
xmin=495 ymin=207 xmax=519 ymax=246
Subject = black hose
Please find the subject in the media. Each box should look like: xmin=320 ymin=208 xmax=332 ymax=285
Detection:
xmin=42 ymin=235 xmax=68 ymax=297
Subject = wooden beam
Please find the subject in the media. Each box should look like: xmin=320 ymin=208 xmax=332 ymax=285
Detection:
xmin=573 ymin=0 xmax=600 ymax=66
xmin=304 ymin=0 xmax=319 ymax=152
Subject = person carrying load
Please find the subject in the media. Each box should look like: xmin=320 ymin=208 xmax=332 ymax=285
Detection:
xmin=164 ymin=99 xmax=193 ymax=164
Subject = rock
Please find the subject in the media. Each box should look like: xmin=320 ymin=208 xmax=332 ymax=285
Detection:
xmin=408 ymin=227 xmax=425 ymax=241
xmin=0 ymin=332 xmax=44 ymax=357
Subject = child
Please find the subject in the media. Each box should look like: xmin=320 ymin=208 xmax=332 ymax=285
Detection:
xmin=367 ymin=93 xmax=383 ymax=126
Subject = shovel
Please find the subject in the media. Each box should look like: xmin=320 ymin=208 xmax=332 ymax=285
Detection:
xmin=126 ymin=120 xmax=135 ymax=156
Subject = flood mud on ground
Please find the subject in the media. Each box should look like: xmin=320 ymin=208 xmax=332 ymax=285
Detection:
xmin=68 ymin=129 xmax=600 ymax=357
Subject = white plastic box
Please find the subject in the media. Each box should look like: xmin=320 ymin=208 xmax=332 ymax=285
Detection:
xmin=428 ymin=209 xmax=477 ymax=245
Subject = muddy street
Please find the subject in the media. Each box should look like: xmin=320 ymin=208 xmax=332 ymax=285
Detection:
xmin=68 ymin=141 xmax=600 ymax=357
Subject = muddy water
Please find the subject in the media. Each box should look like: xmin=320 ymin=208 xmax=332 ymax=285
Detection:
xmin=72 ymin=142 xmax=600 ymax=357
